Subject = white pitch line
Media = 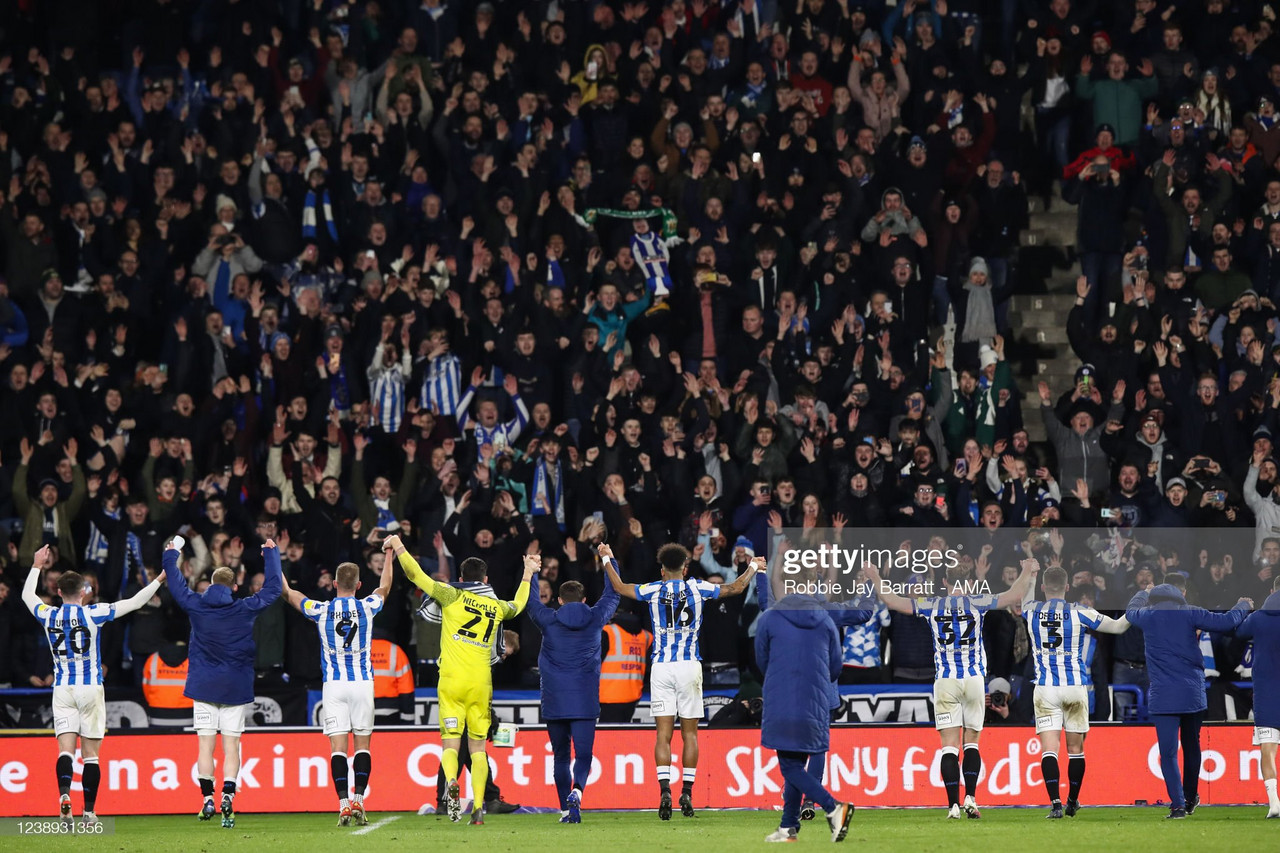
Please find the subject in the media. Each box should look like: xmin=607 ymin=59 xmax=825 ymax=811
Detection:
xmin=353 ymin=815 xmax=401 ymax=835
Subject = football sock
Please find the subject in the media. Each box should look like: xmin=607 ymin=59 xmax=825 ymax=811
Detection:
xmin=1041 ymin=753 xmax=1060 ymax=803
xmin=442 ymin=748 xmax=460 ymax=786
xmin=657 ymin=766 xmax=671 ymax=794
xmin=940 ymin=747 xmax=960 ymax=808
xmin=1265 ymin=778 xmax=1278 ymax=807
xmin=1067 ymin=754 xmax=1085 ymax=802
xmin=222 ymin=780 xmax=237 ymax=799
xmin=56 ymin=753 xmax=74 ymax=796
xmin=470 ymin=752 xmax=489 ymax=811
xmin=682 ymin=767 xmax=696 ymax=797
xmin=962 ymin=745 xmax=981 ymax=800
xmin=82 ymin=759 xmax=100 ymax=812
xmin=331 ymin=753 xmax=349 ymax=800
xmin=199 ymin=776 xmax=215 ymax=799
xmin=353 ymin=750 xmax=371 ymax=797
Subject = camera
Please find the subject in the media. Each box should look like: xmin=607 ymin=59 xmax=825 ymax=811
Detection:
xmin=990 ymin=691 xmax=1008 ymax=708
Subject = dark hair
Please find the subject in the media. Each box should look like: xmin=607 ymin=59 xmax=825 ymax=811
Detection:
xmin=657 ymin=543 xmax=690 ymax=575
xmin=1163 ymin=573 xmax=1188 ymax=592
xmin=57 ymin=572 xmax=85 ymax=599
xmin=461 ymin=557 xmax=488 ymax=582
xmin=559 ymin=581 xmax=586 ymax=603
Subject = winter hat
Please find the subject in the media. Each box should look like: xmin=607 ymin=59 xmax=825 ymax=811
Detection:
xmin=733 ymin=536 xmax=755 ymax=557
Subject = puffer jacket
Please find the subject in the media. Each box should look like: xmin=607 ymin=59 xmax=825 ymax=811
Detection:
xmin=756 ymin=595 xmax=842 ymax=753
xmin=1125 ymin=584 xmax=1249 ymax=715
xmin=1237 ymin=590 xmax=1280 ymax=728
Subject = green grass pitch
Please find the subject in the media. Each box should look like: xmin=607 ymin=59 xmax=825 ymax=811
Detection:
xmin=10 ymin=807 xmax=1277 ymax=850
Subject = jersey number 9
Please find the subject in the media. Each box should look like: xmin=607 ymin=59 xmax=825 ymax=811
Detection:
xmin=336 ymin=617 xmax=359 ymax=650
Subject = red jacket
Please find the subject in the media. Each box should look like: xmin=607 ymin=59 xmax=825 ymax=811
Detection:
xmin=1063 ymin=145 xmax=1138 ymax=179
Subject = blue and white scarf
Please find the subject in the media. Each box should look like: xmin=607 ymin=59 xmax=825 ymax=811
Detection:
xmin=302 ymin=188 xmax=339 ymax=242
xmin=530 ymin=458 xmax=565 ymax=530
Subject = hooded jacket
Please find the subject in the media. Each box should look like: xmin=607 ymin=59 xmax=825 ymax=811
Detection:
xmin=525 ymin=574 xmax=620 ymax=720
xmin=1125 ymin=584 xmax=1249 ymax=715
xmin=860 ymin=186 xmax=924 ymax=240
xmin=1237 ymin=590 xmax=1280 ymax=727
xmin=162 ymin=546 xmax=282 ymax=705
xmin=755 ymin=595 xmax=842 ymax=753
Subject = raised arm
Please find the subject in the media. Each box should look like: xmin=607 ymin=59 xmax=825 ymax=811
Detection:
xmin=598 ymin=543 xmax=638 ymax=599
xmin=374 ymin=539 xmax=395 ymax=599
xmin=279 ymin=572 xmax=308 ymax=612
xmin=862 ymin=563 xmax=915 ymax=614
xmin=501 ymin=554 xmax=538 ymax=618
xmin=22 ymin=544 xmax=53 ymax=616
xmin=243 ymin=539 xmax=283 ymax=611
xmin=995 ymin=558 xmax=1041 ymax=608
xmin=113 ymin=574 xmax=164 ymax=617
xmin=162 ymin=537 xmax=197 ymax=610
xmin=385 ymin=533 xmax=456 ymax=605
xmin=717 ymin=555 xmax=762 ymax=598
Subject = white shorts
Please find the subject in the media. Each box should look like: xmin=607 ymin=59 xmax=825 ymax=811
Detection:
xmin=53 ymin=685 xmax=106 ymax=739
xmin=650 ymin=661 xmax=704 ymax=720
xmin=193 ymin=701 xmax=247 ymax=737
xmin=934 ymin=676 xmax=985 ymax=731
xmin=1254 ymin=726 xmax=1280 ymax=746
xmin=322 ymin=680 xmax=375 ymax=736
xmin=1034 ymin=685 xmax=1090 ymax=734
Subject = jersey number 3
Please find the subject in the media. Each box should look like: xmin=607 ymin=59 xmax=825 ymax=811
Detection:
xmin=459 ymin=605 xmax=497 ymax=642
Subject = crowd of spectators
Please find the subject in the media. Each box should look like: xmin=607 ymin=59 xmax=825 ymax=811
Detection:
xmin=0 ymin=0 xmax=1275 ymax=722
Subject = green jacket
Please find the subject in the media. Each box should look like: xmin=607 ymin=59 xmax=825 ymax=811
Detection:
xmin=141 ymin=455 xmax=195 ymax=530
xmin=351 ymin=456 xmax=419 ymax=535
xmin=944 ymin=362 xmax=1014 ymax=454
xmin=14 ymin=462 xmax=86 ymax=568
xmin=1075 ymin=74 xmax=1159 ymax=147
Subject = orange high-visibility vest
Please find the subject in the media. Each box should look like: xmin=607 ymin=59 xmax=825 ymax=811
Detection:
xmin=600 ymin=624 xmax=651 ymax=704
xmin=371 ymin=639 xmax=415 ymax=698
xmin=142 ymin=653 xmax=193 ymax=709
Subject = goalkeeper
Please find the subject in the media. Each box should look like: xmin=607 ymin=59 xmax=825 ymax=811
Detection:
xmin=387 ymin=534 xmax=534 ymax=825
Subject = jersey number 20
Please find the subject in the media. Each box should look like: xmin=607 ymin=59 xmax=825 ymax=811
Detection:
xmin=48 ymin=626 xmax=91 ymax=656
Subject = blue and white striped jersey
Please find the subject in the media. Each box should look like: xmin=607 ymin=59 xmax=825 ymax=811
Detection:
xmin=368 ymin=345 xmax=412 ymax=434
xmin=635 ymin=578 xmax=720 ymax=664
xmin=302 ymin=594 xmax=385 ymax=682
xmin=1023 ymin=599 xmax=1105 ymax=687
xmin=914 ymin=594 xmax=1001 ymax=679
xmin=32 ymin=602 xmax=116 ymax=686
xmin=420 ymin=353 xmax=462 ymax=417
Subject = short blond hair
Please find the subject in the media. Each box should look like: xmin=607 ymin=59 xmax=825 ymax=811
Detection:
xmin=335 ymin=562 xmax=360 ymax=592
xmin=211 ymin=567 xmax=235 ymax=588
